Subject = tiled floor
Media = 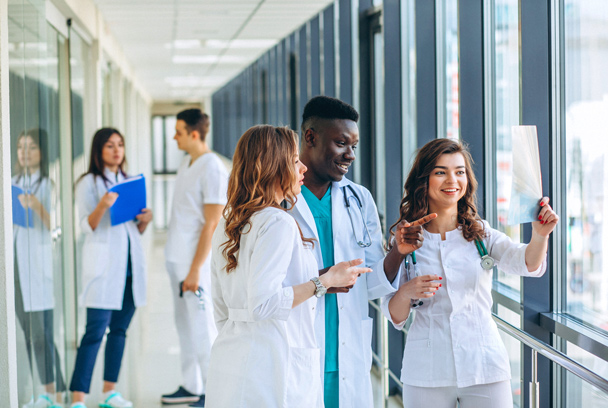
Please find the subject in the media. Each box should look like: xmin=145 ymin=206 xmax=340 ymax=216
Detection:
xmin=113 ymin=230 xmax=402 ymax=407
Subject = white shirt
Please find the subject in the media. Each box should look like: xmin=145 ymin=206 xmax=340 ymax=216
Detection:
xmin=288 ymin=177 xmax=400 ymax=408
xmin=381 ymin=221 xmax=546 ymax=388
xmin=12 ymin=171 xmax=54 ymax=312
xmin=206 ymin=208 xmax=322 ymax=407
xmin=75 ymin=169 xmax=147 ymax=310
xmin=165 ymin=153 xmax=229 ymax=267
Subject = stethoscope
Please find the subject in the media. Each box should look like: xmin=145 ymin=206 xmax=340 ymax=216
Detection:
xmin=406 ymin=239 xmax=495 ymax=309
xmin=341 ymin=185 xmax=372 ymax=248
xmin=14 ymin=173 xmax=42 ymax=195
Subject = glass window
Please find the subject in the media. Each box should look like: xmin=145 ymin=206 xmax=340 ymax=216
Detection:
xmin=496 ymin=305 xmax=522 ymax=407
xmin=564 ymin=0 xmax=608 ymax=331
xmin=372 ymin=27 xmax=386 ymax=233
xmin=493 ymin=0 xmax=522 ymax=297
xmin=564 ymin=342 xmax=608 ymax=407
xmin=8 ymin=1 xmax=70 ymax=404
xmin=401 ymin=0 xmax=417 ymax=175
xmin=439 ymin=0 xmax=459 ymax=139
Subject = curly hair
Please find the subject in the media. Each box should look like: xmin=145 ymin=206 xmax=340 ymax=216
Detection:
xmin=388 ymin=138 xmax=485 ymax=247
xmin=222 ymin=125 xmax=312 ymax=273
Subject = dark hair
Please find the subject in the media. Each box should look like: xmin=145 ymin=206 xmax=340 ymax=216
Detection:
xmin=177 ymin=108 xmax=210 ymax=141
xmin=389 ymin=138 xmax=485 ymax=246
xmin=79 ymin=128 xmax=127 ymax=183
xmin=14 ymin=128 xmax=49 ymax=179
xmin=301 ymin=96 xmax=359 ymax=133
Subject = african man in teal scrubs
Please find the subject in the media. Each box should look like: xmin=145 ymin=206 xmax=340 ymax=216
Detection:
xmin=289 ymin=96 xmax=421 ymax=407
xmin=300 ymin=185 xmax=340 ymax=405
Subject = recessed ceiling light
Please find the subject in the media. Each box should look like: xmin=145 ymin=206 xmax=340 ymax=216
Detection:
xmin=205 ymin=39 xmax=277 ymax=49
xmin=172 ymin=55 xmax=245 ymax=64
xmin=165 ymin=39 xmax=203 ymax=49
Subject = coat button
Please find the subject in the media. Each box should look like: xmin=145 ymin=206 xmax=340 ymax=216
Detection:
xmin=283 ymin=289 xmax=290 ymax=296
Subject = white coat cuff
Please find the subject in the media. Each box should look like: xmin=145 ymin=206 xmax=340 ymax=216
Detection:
xmin=275 ymin=287 xmax=294 ymax=321
xmin=504 ymin=244 xmax=547 ymax=277
xmin=381 ymin=292 xmax=408 ymax=331
xmin=526 ymin=258 xmax=546 ymax=277
xmin=366 ymin=258 xmax=400 ymax=300
xmin=79 ymin=217 xmax=93 ymax=234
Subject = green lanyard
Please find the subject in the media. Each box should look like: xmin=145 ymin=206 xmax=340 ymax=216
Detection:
xmin=410 ymin=239 xmax=495 ymax=271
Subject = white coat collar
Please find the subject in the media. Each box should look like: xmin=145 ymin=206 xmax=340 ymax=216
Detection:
xmin=103 ymin=167 xmax=125 ymax=185
xmin=294 ymin=193 xmax=319 ymax=240
xmin=293 ymin=176 xmax=352 ymax=241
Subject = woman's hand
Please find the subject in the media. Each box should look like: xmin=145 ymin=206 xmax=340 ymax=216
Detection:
xmin=320 ymin=258 xmax=372 ymax=289
xmin=533 ymin=197 xmax=559 ymax=237
xmin=395 ymin=213 xmax=438 ymax=255
xmin=136 ymin=208 xmax=153 ymax=224
xmin=397 ymin=274 xmax=442 ymax=300
xmin=136 ymin=208 xmax=153 ymax=233
xmin=18 ymin=193 xmax=41 ymax=211
xmin=98 ymin=192 xmax=119 ymax=209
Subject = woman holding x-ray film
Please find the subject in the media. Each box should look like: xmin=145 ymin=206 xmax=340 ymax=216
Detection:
xmin=382 ymin=138 xmax=558 ymax=408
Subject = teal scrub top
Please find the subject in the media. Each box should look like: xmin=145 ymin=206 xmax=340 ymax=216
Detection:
xmin=301 ymin=186 xmax=339 ymax=373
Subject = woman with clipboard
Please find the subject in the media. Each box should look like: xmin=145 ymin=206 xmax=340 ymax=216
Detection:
xmin=70 ymin=128 xmax=152 ymax=408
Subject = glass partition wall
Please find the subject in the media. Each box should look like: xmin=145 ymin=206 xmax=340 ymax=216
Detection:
xmin=8 ymin=0 xmax=70 ymax=405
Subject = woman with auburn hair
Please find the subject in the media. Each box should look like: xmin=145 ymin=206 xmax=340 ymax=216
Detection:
xmin=382 ymin=138 xmax=558 ymax=408
xmin=205 ymin=125 xmax=370 ymax=407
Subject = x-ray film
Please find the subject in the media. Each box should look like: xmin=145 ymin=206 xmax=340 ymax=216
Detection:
xmin=507 ymin=126 xmax=543 ymax=225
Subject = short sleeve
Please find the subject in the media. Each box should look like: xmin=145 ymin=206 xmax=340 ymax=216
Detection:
xmin=485 ymin=222 xmax=547 ymax=277
xmin=380 ymin=261 xmax=409 ymax=330
xmin=201 ymin=156 xmax=229 ymax=205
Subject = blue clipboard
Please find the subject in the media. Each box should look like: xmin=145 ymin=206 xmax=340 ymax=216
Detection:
xmin=12 ymin=185 xmax=34 ymax=228
xmin=108 ymin=174 xmax=146 ymax=226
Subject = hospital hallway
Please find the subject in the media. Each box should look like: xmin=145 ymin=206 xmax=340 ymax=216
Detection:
xmin=86 ymin=230 xmax=403 ymax=408
xmin=3 ymin=0 xmax=608 ymax=407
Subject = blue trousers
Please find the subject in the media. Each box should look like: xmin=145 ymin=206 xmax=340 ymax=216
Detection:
xmin=69 ymin=278 xmax=136 ymax=393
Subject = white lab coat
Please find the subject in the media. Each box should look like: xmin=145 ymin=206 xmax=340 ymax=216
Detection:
xmin=75 ymin=169 xmax=147 ymax=310
xmin=206 ymin=208 xmax=322 ymax=408
xmin=12 ymin=171 xmax=54 ymax=312
xmin=289 ymin=178 xmax=400 ymax=408
xmin=381 ymin=221 xmax=546 ymax=388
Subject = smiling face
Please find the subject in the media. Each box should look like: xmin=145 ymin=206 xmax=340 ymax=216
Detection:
xmin=101 ymin=133 xmax=125 ymax=170
xmin=427 ymin=152 xmax=468 ymax=212
xmin=303 ymin=118 xmax=359 ymax=184
xmin=17 ymin=135 xmax=41 ymax=171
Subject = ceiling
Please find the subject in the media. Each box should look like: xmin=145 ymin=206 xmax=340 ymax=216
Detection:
xmin=93 ymin=0 xmax=334 ymax=102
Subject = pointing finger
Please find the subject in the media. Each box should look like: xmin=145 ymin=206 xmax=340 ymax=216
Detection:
xmin=409 ymin=213 xmax=438 ymax=227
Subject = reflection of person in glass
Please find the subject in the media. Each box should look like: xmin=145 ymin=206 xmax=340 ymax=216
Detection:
xmin=12 ymin=128 xmax=66 ymax=407
xmin=70 ymin=128 xmax=152 ymax=408
xmin=382 ymin=139 xmax=559 ymax=408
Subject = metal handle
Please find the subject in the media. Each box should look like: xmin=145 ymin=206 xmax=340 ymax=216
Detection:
xmin=530 ymin=349 xmax=540 ymax=408
xmin=51 ymin=227 xmax=62 ymax=243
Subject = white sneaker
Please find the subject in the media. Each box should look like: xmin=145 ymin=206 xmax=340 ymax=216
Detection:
xmin=99 ymin=391 xmax=132 ymax=408
xmin=23 ymin=394 xmax=53 ymax=408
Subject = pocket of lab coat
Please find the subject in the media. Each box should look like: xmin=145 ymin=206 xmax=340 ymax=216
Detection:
xmin=82 ymin=242 xmax=107 ymax=281
xmin=284 ymin=347 xmax=322 ymax=407
xmin=362 ymin=318 xmax=374 ymax=372
xmin=403 ymin=338 xmax=431 ymax=378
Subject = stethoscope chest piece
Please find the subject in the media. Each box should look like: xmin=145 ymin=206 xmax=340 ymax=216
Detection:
xmin=475 ymin=239 xmax=495 ymax=270
xmin=480 ymin=255 xmax=495 ymax=270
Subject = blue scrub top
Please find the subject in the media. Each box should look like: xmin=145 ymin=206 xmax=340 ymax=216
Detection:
xmin=301 ymin=186 xmax=339 ymax=374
